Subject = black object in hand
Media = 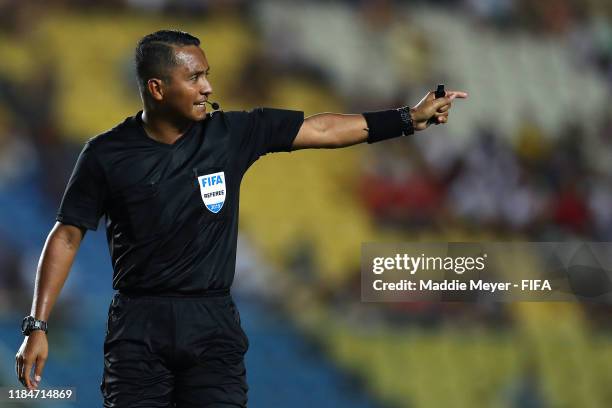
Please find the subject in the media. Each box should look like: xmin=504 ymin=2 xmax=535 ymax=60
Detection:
xmin=428 ymin=84 xmax=446 ymax=125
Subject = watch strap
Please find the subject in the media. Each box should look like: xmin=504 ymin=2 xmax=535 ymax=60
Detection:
xmin=396 ymin=106 xmax=415 ymax=136
xmin=21 ymin=316 xmax=48 ymax=335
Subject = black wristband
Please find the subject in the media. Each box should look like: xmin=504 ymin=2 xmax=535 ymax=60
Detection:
xmin=362 ymin=107 xmax=414 ymax=144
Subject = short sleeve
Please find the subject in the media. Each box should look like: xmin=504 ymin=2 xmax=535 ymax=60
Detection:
xmin=56 ymin=142 xmax=108 ymax=231
xmin=233 ymin=107 xmax=304 ymax=174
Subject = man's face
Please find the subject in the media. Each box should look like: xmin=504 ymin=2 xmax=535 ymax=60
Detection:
xmin=161 ymin=45 xmax=213 ymax=121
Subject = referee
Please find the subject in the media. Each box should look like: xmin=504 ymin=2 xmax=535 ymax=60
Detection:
xmin=15 ymin=30 xmax=467 ymax=407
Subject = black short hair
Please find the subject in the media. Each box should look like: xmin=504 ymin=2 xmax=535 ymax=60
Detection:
xmin=135 ymin=30 xmax=201 ymax=93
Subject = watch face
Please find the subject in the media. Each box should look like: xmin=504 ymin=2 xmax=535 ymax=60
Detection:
xmin=21 ymin=316 xmax=32 ymax=334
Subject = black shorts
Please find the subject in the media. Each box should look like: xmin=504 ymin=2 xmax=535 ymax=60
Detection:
xmin=101 ymin=291 xmax=249 ymax=408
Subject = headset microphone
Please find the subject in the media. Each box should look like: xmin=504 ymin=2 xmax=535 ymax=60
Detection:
xmin=205 ymin=100 xmax=220 ymax=110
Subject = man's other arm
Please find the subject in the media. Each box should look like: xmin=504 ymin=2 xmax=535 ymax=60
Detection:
xmin=15 ymin=222 xmax=85 ymax=390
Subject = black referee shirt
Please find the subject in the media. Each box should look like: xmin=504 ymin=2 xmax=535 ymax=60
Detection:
xmin=57 ymin=108 xmax=304 ymax=295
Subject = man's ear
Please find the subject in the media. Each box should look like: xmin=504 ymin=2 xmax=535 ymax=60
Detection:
xmin=147 ymin=78 xmax=164 ymax=101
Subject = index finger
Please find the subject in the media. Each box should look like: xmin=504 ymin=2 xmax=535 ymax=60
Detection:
xmin=446 ymin=91 xmax=468 ymax=99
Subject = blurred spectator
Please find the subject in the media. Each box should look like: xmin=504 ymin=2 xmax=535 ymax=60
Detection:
xmin=360 ymin=139 xmax=446 ymax=229
xmin=449 ymin=127 xmax=522 ymax=228
xmin=588 ymin=174 xmax=612 ymax=240
xmin=0 ymin=108 xmax=38 ymax=188
xmin=0 ymin=235 xmax=27 ymax=317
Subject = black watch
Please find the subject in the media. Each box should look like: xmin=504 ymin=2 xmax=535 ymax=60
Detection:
xmin=396 ymin=106 xmax=415 ymax=136
xmin=21 ymin=316 xmax=48 ymax=335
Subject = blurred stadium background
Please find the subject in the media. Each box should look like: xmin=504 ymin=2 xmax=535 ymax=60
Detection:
xmin=1 ymin=0 xmax=612 ymax=407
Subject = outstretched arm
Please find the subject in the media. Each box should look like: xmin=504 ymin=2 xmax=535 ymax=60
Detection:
xmin=15 ymin=222 xmax=85 ymax=390
xmin=292 ymin=90 xmax=468 ymax=150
